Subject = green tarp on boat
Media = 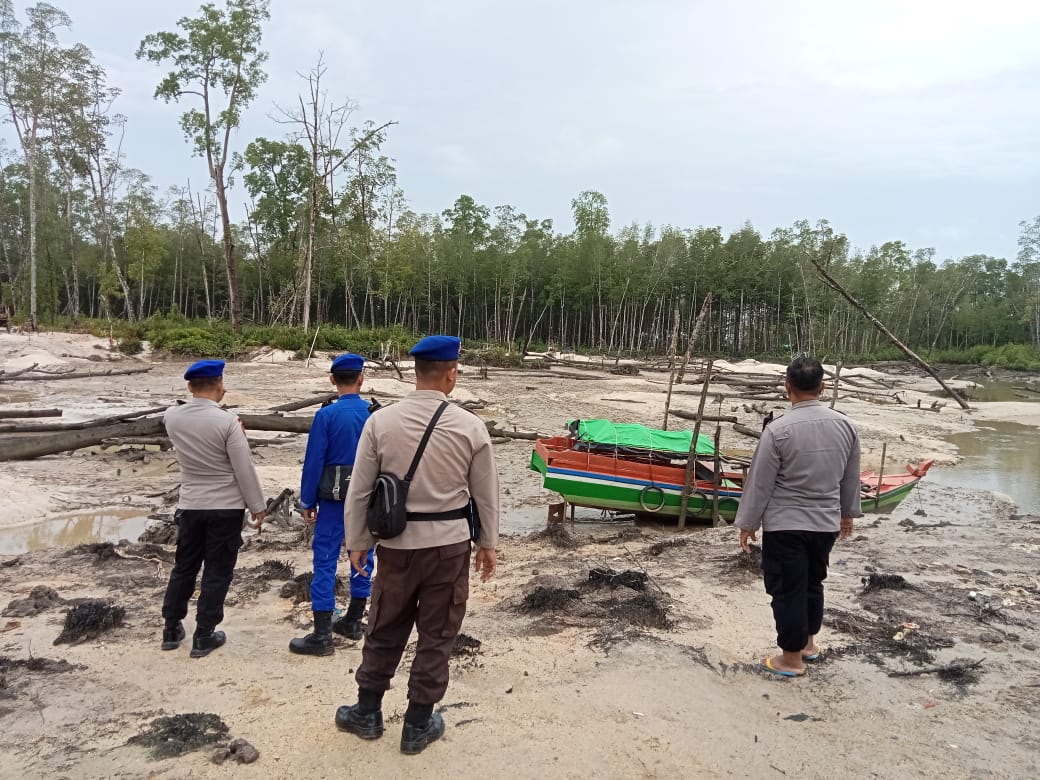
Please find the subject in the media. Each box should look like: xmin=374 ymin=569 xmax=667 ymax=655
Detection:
xmin=569 ymin=419 xmax=716 ymax=457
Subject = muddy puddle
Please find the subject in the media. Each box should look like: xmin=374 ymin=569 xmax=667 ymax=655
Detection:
xmin=964 ymin=379 xmax=1040 ymax=403
xmin=0 ymin=508 xmax=150 ymax=555
xmin=930 ymin=420 xmax=1040 ymax=513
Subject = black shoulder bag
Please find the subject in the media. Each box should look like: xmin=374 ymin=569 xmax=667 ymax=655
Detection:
xmin=366 ymin=401 xmax=449 ymax=540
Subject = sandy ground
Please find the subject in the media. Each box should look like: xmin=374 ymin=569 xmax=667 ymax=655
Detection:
xmin=0 ymin=331 xmax=1039 ymax=779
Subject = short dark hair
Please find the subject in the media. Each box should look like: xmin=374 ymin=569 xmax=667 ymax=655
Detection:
xmin=786 ymin=357 xmax=824 ymax=392
xmin=187 ymin=376 xmax=222 ymax=392
xmin=414 ymin=358 xmax=456 ymax=380
xmin=332 ymin=369 xmax=362 ymax=386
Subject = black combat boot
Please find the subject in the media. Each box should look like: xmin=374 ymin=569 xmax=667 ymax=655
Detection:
xmin=288 ymin=611 xmax=335 ymax=656
xmin=189 ymin=629 xmax=226 ymax=658
xmin=400 ymin=709 xmax=444 ymax=755
xmin=161 ymin=621 xmax=185 ymax=651
xmin=332 ymin=597 xmax=367 ymax=640
xmin=335 ymin=689 xmax=385 ymax=739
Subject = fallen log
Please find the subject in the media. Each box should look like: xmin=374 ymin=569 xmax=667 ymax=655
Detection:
xmin=668 ymin=409 xmax=738 ymax=424
xmin=0 ymin=365 xmax=152 ymax=382
xmin=0 ymin=408 xmax=62 ymax=419
xmin=733 ymin=423 xmax=762 ymax=440
xmin=0 ymin=411 xmax=316 ymax=460
xmin=0 ymin=416 xmax=166 ymax=460
xmin=269 ymin=393 xmax=336 ymax=412
xmin=0 ymin=362 xmax=38 ymax=379
xmin=484 ymin=420 xmax=543 ymax=441
xmin=0 ymin=405 xmax=168 ymax=434
xmin=237 ymin=413 xmax=314 ymax=434
xmin=101 ymin=437 xmax=173 ymax=450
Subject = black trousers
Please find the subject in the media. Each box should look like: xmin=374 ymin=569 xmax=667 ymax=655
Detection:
xmin=161 ymin=509 xmax=244 ymax=633
xmin=762 ymin=530 xmax=838 ymax=652
xmin=356 ymin=541 xmax=471 ymax=705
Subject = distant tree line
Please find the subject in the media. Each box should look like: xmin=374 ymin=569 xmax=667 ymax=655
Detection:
xmin=1 ymin=0 xmax=1039 ymax=363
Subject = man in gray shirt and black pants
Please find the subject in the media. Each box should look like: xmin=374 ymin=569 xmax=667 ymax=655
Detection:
xmin=160 ymin=360 xmax=267 ymax=658
xmin=735 ymin=357 xmax=862 ymax=677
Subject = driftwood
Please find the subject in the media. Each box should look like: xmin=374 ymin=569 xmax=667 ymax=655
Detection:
xmin=808 ymin=253 xmax=970 ymax=410
xmin=0 ymin=365 xmax=152 ymax=382
xmin=0 ymin=408 xmax=62 ymax=419
xmin=668 ymin=409 xmax=738 ymax=424
xmin=101 ymin=436 xmax=174 ymax=450
xmin=0 ymin=412 xmax=317 ymax=460
xmin=0 ymin=362 xmax=38 ymax=379
xmin=269 ymin=393 xmax=336 ymax=412
xmin=733 ymin=423 xmax=762 ymax=440
xmin=0 ymin=405 xmax=169 ymax=434
xmin=679 ymin=359 xmax=713 ymax=530
xmin=484 ymin=420 xmax=543 ymax=441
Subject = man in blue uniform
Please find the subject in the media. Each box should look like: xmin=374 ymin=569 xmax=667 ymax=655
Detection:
xmin=289 ymin=354 xmax=376 ymax=656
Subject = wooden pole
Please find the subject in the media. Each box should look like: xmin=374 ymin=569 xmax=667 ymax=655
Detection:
xmin=875 ymin=442 xmax=887 ymax=510
xmin=661 ymin=305 xmax=682 ymax=430
xmin=830 ymin=360 xmax=842 ymax=410
xmin=711 ymin=424 xmax=722 ymax=527
xmin=305 ymin=326 xmax=321 ymax=368
xmin=807 ymin=253 xmax=970 ymax=410
xmin=676 ymin=293 xmax=712 ymax=385
xmin=678 ymin=358 xmax=713 ymax=530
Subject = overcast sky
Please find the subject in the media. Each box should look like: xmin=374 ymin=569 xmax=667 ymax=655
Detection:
xmin=23 ymin=0 xmax=1040 ymax=261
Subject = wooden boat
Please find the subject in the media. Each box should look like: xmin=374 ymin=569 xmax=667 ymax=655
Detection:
xmin=529 ymin=424 xmax=933 ymax=522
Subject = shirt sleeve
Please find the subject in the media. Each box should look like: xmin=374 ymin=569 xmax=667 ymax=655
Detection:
xmin=226 ymin=416 xmax=266 ymax=514
xmin=734 ymin=427 xmax=780 ymax=533
xmin=467 ymin=424 xmax=501 ymax=549
xmin=344 ymin=418 xmax=379 ymax=550
xmin=299 ymin=411 xmax=327 ymax=509
xmin=840 ymin=425 xmax=864 ymax=518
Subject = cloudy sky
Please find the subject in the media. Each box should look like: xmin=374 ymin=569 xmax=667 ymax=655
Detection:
xmin=26 ymin=0 xmax=1040 ymax=260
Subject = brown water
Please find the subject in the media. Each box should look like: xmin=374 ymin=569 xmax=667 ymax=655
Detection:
xmin=0 ymin=508 xmax=150 ymax=555
xmin=929 ymin=420 xmax=1040 ymax=513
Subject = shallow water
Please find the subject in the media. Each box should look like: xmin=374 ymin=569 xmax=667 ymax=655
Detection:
xmin=929 ymin=420 xmax=1040 ymax=514
xmin=0 ymin=508 xmax=150 ymax=555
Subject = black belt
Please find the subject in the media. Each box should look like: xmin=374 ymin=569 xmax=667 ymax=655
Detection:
xmin=407 ymin=506 xmax=469 ymax=522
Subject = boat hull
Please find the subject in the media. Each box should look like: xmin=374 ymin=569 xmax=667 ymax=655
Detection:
xmin=530 ymin=443 xmax=924 ymax=522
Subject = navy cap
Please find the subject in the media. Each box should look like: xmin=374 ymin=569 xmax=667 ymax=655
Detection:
xmin=331 ymin=353 xmax=365 ymax=372
xmin=183 ymin=359 xmax=225 ymax=380
xmin=409 ymin=335 xmax=461 ymax=361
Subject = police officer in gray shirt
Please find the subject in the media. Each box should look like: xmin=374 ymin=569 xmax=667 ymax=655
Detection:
xmin=160 ymin=360 xmax=267 ymax=658
xmin=735 ymin=356 xmax=862 ymax=677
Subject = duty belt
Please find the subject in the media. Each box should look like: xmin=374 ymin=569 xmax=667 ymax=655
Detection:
xmin=406 ymin=506 xmax=470 ymax=522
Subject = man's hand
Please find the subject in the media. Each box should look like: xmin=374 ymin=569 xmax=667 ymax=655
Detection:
xmin=302 ymin=508 xmax=317 ymax=525
xmin=474 ymin=547 xmax=497 ymax=582
xmin=349 ymin=549 xmax=371 ymax=577
xmin=246 ymin=510 xmax=265 ymax=529
xmin=739 ymin=529 xmax=757 ymax=553
xmin=840 ymin=517 xmax=854 ymax=541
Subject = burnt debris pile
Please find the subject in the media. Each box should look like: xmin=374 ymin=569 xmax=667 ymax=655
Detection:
xmin=53 ymin=600 xmax=126 ymax=645
xmin=128 ymin=713 xmax=230 ymax=760
xmin=3 ymin=585 xmax=63 ymax=617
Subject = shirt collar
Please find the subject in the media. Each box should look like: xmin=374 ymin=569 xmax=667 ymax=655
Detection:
xmin=791 ymin=399 xmax=822 ymax=409
xmin=189 ymin=397 xmax=220 ymax=408
xmin=408 ymin=389 xmax=449 ymax=401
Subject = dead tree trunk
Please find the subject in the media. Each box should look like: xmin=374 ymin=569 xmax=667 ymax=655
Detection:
xmin=676 ymin=293 xmax=713 ymax=385
xmin=807 ymin=254 xmax=969 ymax=410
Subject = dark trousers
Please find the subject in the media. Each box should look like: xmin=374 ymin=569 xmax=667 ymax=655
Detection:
xmin=161 ymin=509 xmax=244 ymax=633
xmin=762 ymin=530 xmax=838 ymax=652
xmin=356 ymin=541 xmax=471 ymax=705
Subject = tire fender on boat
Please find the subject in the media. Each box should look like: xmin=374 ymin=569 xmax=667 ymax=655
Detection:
xmin=639 ymin=485 xmax=667 ymax=512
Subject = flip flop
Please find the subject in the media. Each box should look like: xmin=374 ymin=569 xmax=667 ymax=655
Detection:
xmin=802 ymin=650 xmax=822 ymax=662
xmin=764 ymin=657 xmax=805 ymax=677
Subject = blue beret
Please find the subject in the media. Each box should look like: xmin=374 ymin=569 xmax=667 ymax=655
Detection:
xmin=331 ymin=353 xmax=365 ymax=373
xmin=184 ymin=359 xmax=225 ymax=380
xmin=409 ymin=335 xmax=461 ymax=361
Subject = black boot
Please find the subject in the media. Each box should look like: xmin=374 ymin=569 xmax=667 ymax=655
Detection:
xmin=400 ymin=712 xmax=445 ymax=755
xmin=335 ymin=704 xmax=384 ymax=739
xmin=332 ymin=597 xmax=367 ymax=641
xmin=190 ymin=629 xmax=226 ymax=658
xmin=289 ymin=611 xmax=334 ymax=656
xmin=161 ymin=621 xmax=185 ymax=651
